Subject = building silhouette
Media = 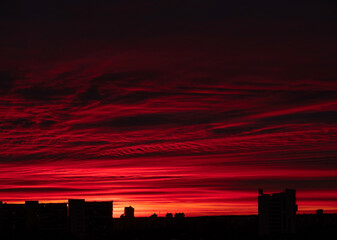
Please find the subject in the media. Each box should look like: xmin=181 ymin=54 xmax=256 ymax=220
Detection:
xmin=85 ymin=201 xmax=113 ymax=238
xmin=124 ymin=206 xmax=135 ymax=219
xmin=68 ymin=199 xmax=85 ymax=239
xmin=25 ymin=201 xmax=39 ymax=232
xmin=39 ymin=203 xmax=67 ymax=236
xmin=68 ymin=199 xmax=113 ymax=239
xmin=174 ymin=212 xmax=185 ymax=219
xmin=0 ymin=199 xmax=112 ymax=239
xmin=0 ymin=200 xmax=68 ymax=239
xmin=1 ymin=197 xmax=337 ymax=240
xmin=0 ymin=202 xmax=25 ymax=237
xmin=258 ymin=189 xmax=297 ymax=237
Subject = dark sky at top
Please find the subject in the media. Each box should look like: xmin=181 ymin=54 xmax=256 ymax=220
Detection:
xmin=0 ymin=0 xmax=337 ymax=216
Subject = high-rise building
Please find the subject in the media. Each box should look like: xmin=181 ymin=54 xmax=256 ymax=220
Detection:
xmin=68 ymin=199 xmax=113 ymax=239
xmin=68 ymin=199 xmax=85 ymax=240
xmin=258 ymin=189 xmax=297 ymax=237
xmin=25 ymin=201 xmax=40 ymax=231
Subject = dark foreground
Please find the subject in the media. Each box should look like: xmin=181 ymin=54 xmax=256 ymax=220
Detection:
xmin=1 ymin=214 xmax=336 ymax=240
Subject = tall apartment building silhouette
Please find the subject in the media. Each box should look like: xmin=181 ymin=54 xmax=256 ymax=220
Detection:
xmin=68 ymin=199 xmax=113 ymax=240
xmin=25 ymin=201 xmax=39 ymax=231
xmin=68 ymin=199 xmax=86 ymax=239
xmin=258 ymin=189 xmax=297 ymax=237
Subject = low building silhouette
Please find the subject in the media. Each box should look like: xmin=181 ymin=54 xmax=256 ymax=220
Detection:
xmin=124 ymin=206 xmax=135 ymax=219
xmin=0 ymin=201 xmax=69 ymax=239
xmin=166 ymin=213 xmax=173 ymax=219
xmin=174 ymin=212 xmax=185 ymax=219
xmin=258 ymin=189 xmax=297 ymax=237
xmin=165 ymin=213 xmax=174 ymax=228
xmin=85 ymin=201 xmax=113 ymax=238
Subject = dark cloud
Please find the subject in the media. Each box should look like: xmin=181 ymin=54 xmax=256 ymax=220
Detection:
xmin=212 ymin=125 xmax=257 ymax=136
xmin=0 ymin=187 xmax=88 ymax=193
xmin=17 ymin=86 xmax=75 ymax=101
xmin=77 ymin=85 xmax=102 ymax=102
xmin=267 ymin=90 xmax=337 ymax=107
xmin=111 ymin=91 xmax=171 ymax=105
xmin=68 ymin=140 xmax=110 ymax=146
xmin=71 ymin=110 xmax=225 ymax=131
xmin=0 ymin=71 xmax=15 ymax=94
xmin=108 ymin=113 xmax=176 ymax=128
xmin=92 ymin=71 xmax=158 ymax=86
xmin=2 ymin=118 xmax=35 ymax=129
xmin=231 ymin=177 xmax=337 ymax=191
xmin=262 ymin=111 xmax=337 ymax=125
xmin=39 ymin=119 xmax=58 ymax=128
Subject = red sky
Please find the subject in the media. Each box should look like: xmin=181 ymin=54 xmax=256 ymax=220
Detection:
xmin=0 ymin=1 xmax=337 ymax=217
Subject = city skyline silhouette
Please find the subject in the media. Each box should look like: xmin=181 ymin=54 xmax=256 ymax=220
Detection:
xmin=1 ymin=189 xmax=336 ymax=240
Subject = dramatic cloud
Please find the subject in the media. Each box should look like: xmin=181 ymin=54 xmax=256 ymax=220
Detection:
xmin=0 ymin=0 xmax=337 ymax=216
